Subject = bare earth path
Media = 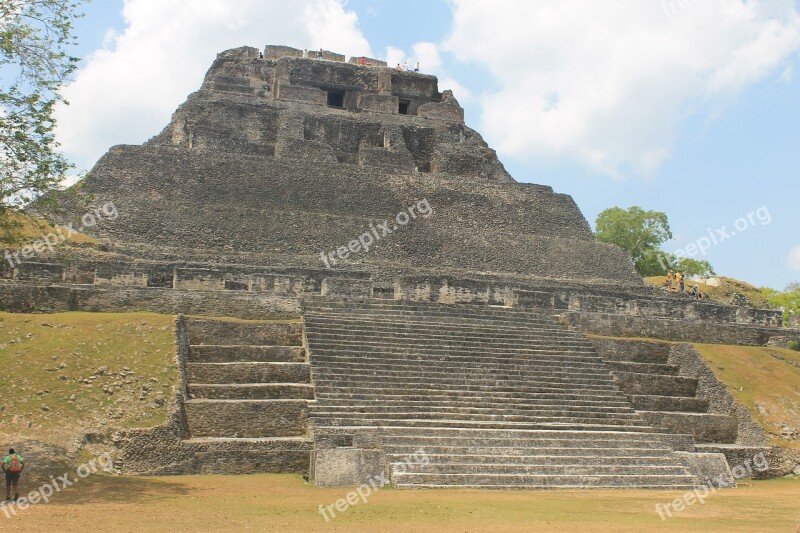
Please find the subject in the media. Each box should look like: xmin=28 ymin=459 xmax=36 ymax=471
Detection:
xmin=2 ymin=474 xmax=799 ymax=532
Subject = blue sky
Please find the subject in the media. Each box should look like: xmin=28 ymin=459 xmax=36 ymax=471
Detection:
xmin=61 ymin=0 xmax=800 ymax=290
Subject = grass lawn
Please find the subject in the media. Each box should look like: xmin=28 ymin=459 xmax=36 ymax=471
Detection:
xmin=1 ymin=474 xmax=798 ymax=532
xmin=694 ymin=343 xmax=800 ymax=449
xmin=0 ymin=312 xmax=177 ymax=447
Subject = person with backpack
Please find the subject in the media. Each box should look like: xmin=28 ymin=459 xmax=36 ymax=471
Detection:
xmin=3 ymin=448 xmax=24 ymax=502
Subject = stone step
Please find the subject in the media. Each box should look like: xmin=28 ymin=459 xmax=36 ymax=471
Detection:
xmin=381 ymin=434 xmax=664 ymax=449
xmin=606 ymin=361 xmax=679 ymax=376
xmin=314 ymin=391 xmax=630 ymax=403
xmin=305 ymin=321 xmax=593 ymax=345
xmin=313 ymin=383 xmax=627 ymax=396
xmin=629 ymin=395 xmax=709 ymax=413
xmin=311 ymin=411 xmax=645 ymax=425
xmin=186 ymin=362 xmax=310 ymax=384
xmin=613 ymin=372 xmax=698 ymax=397
xmin=311 ymin=402 xmax=639 ymax=418
xmin=397 ymin=463 xmax=690 ymax=476
xmin=309 ymin=353 xmax=609 ymax=371
xmin=185 ymin=318 xmax=303 ymax=346
xmin=189 ymin=383 xmax=315 ymax=400
xmin=382 ymin=444 xmax=675 ymax=457
xmin=639 ymin=411 xmax=738 ymax=444
xmin=311 ymin=417 xmax=652 ymax=431
xmin=368 ymin=426 xmax=674 ymax=441
xmin=391 ymin=472 xmax=696 ymax=488
xmin=388 ymin=454 xmax=681 ymax=466
xmin=302 ymin=299 xmax=554 ymax=319
xmin=179 ymin=436 xmax=312 ymax=475
xmin=316 ymin=394 xmax=633 ymax=411
xmin=310 ymin=363 xmax=614 ymax=382
xmin=304 ymin=328 xmax=593 ymax=349
xmin=184 ymin=399 xmax=309 ymax=438
xmin=306 ymin=314 xmax=579 ymax=335
xmin=188 ymin=345 xmax=306 ymax=363
xmin=312 ymin=374 xmax=618 ymax=389
xmin=310 ymin=346 xmax=603 ymax=363
xmin=594 ymin=340 xmax=672 ymax=364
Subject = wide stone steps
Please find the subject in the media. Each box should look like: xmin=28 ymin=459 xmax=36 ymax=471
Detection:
xmin=398 ymin=463 xmax=690 ymax=476
xmin=390 ymin=454 xmax=682 ymax=466
xmin=305 ymin=323 xmax=595 ymax=346
xmin=313 ymin=399 xmax=635 ymax=412
xmin=186 ymin=362 xmax=310 ymax=384
xmin=305 ymin=331 xmax=595 ymax=352
xmin=312 ymin=417 xmax=653 ymax=432
xmin=392 ymin=474 xmax=696 ymax=490
xmin=304 ymin=298 xmax=695 ymax=489
xmin=310 ymin=405 xmax=637 ymax=418
xmin=314 ymin=390 xmax=631 ymax=403
xmin=311 ymin=346 xmax=602 ymax=363
xmin=180 ymin=317 xmax=312 ymax=473
xmin=185 ymin=399 xmax=309 ymax=438
xmin=189 ymin=344 xmax=306 ymax=363
xmin=311 ymin=364 xmax=614 ymax=383
xmin=189 ymin=383 xmax=315 ymax=400
xmin=606 ymin=361 xmax=680 ymax=375
xmin=179 ymin=436 xmax=312 ymax=475
xmin=630 ymin=394 xmax=709 ymax=413
xmin=313 ymin=375 xmax=619 ymax=390
xmin=310 ymin=353 xmax=610 ymax=371
xmin=313 ymin=382 xmax=627 ymax=396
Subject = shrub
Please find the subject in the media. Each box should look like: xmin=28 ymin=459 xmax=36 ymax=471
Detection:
xmin=788 ymin=340 xmax=799 ymax=351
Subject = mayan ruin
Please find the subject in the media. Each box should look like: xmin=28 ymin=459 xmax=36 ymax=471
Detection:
xmin=2 ymin=2 xmax=800 ymax=530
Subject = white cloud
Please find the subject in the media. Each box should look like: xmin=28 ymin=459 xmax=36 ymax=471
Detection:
xmin=443 ymin=0 xmax=800 ymax=178
xmin=384 ymin=42 xmax=472 ymax=102
xmin=56 ymin=0 xmax=370 ymax=170
xmin=789 ymin=245 xmax=800 ymax=271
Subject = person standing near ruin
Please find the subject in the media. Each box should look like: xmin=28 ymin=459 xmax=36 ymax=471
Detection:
xmin=317 ymin=48 xmax=323 ymax=60
xmin=666 ymin=270 xmax=674 ymax=290
xmin=414 ymin=61 xmax=420 ymax=72
xmin=678 ymin=272 xmax=685 ymax=294
xmin=3 ymin=448 xmax=24 ymax=502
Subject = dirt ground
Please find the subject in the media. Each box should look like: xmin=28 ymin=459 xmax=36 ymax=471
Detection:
xmin=1 ymin=473 xmax=799 ymax=532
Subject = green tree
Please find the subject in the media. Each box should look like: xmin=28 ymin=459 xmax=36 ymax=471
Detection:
xmin=595 ymin=206 xmax=673 ymax=276
xmin=675 ymin=257 xmax=716 ymax=278
xmin=762 ymin=283 xmax=800 ymax=327
xmin=1 ymin=0 xmax=87 ymax=243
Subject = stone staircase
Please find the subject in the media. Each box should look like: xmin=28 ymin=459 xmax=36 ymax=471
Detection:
xmin=303 ymin=298 xmax=698 ymax=489
xmin=599 ymin=340 xmax=738 ymax=444
xmin=180 ymin=317 xmax=313 ymax=474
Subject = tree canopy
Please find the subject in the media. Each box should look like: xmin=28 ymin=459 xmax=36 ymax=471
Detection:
xmin=1 ymin=0 xmax=86 ymax=242
xmin=595 ymin=206 xmax=674 ymax=276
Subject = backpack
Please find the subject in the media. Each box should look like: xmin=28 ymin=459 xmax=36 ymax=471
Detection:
xmin=8 ymin=455 xmax=22 ymax=473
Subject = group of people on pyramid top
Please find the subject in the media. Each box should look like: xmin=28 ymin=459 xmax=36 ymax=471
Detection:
xmin=395 ymin=61 xmax=420 ymax=72
xmin=666 ymin=271 xmax=704 ymax=300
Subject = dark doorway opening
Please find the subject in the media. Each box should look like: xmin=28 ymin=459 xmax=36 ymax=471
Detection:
xmin=398 ymin=99 xmax=410 ymax=115
xmin=327 ymin=91 xmax=344 ymax=108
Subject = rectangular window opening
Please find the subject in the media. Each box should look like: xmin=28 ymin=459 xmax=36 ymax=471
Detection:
xmin=327 ymin=91 xmax=345 ymax=108
xmin=398 ymin=100 xmax=410 ymax=115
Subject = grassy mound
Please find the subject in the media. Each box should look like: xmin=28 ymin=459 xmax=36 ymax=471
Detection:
xmin=694 ymin=344 xmax=800 ymax=449
xmin=0 ymin=210 xmax=98 ymax=248
xmin=646 ymin=276 xmax=770 ymax=309
xmin=0 ymin=312 xmax=177 ymax=448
